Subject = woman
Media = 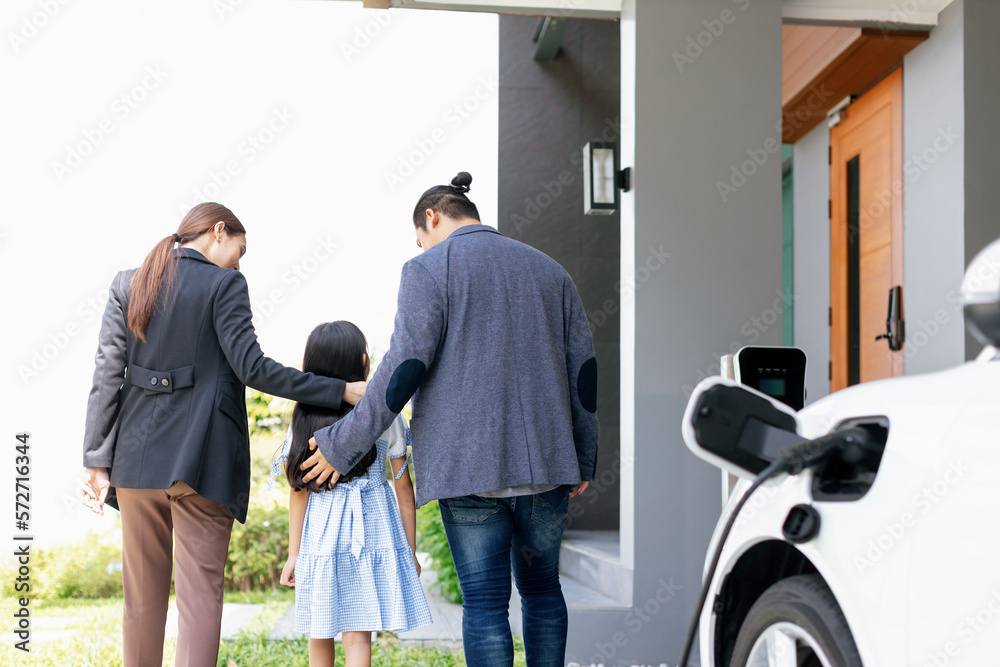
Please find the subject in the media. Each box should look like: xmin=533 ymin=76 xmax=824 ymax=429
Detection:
xmin=81 ymin=202 xmax=364 ymax=667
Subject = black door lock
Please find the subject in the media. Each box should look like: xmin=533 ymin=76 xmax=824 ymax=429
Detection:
xmin=875 ymin=285 xmax=905 ymax=351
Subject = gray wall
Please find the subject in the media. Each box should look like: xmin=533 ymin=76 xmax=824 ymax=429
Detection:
xmin=596 ymin=0 xmax=783 ymax=662
xmin=497 ymin=16 xmax=621 ymax=530
xmin=793 ymin=122 xmax=831 ymax=405
xmin=962 ymin=0 xmax=1000 ymax=358
xmin=902 ymin=0 xmax=967 ymax=374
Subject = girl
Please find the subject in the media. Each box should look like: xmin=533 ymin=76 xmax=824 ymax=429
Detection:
xmin=275 ymin=321 xmax=432 ymax=667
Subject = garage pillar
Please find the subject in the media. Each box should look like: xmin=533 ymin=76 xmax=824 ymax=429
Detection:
xmin=600 ymin=0 xmax=784 ymax=662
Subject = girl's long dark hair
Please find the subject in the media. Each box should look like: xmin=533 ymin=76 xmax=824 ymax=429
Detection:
xmin=286 ymin=321 xmax=378 ymax=492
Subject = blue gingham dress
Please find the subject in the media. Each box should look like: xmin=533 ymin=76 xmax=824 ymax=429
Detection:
xmin=276 ymin=415 xmax=432 ymax=638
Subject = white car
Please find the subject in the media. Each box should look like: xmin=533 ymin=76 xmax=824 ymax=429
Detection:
xmin=682 ymin=239 xmax=1000 ymax=667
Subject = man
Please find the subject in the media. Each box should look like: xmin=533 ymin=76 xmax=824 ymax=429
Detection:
xmin=302 ymin=171 xmax=599 ymax=667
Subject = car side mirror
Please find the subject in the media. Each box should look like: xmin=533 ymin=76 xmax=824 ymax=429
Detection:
xmin=682 ymin=378 xmax=805 ymax=479
xmin=963 ymin=237 xmax=1000 ymax=348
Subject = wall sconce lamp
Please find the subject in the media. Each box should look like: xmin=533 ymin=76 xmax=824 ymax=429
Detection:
xmin=583 ymin=141 xmax=631 ymax=215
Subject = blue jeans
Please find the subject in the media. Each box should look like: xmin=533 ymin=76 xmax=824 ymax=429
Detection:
xmin=439 ymin=485 xmax=569 ymax=667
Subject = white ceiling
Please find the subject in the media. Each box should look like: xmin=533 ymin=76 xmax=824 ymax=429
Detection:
xmin=782 ymin=0 xmax=956 ymax=27
xmin=346 ymin=0 xmax=957 ymax=26
xmin=357 ymin=0 xmax=620 ymax=19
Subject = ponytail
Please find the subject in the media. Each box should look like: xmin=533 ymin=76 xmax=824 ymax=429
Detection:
xmin=128 ymin=202 xmax=245 ymax=342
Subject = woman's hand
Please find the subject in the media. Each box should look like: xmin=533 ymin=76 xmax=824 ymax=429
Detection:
xmin=343 ymin=380 xmax=367 ymax=406
xmin=280 ymin=557 xmax=296 ymax=587
xmin=413 ymin=551 xmax=422 ymax=577
xmin=569 ymin=481 xmax=589 ymax=499
xmin=82 ymin=468 xmax=111 ymax=515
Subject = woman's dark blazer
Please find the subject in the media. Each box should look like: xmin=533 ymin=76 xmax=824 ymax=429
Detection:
xmin=82 ymin=247 xmax=345 ymax=523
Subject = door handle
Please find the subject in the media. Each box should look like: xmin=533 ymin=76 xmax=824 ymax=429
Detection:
xmin=875 ymin=285 xmax=905 ymax=351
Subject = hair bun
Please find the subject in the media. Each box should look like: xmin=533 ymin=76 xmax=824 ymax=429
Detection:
xmin=450 ymin=171 xmax=472 ymax=194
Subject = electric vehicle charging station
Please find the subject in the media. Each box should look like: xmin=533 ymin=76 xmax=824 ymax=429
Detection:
xmin=718 ymin=346 xmax=807 ymax=504
xmin=720 ymin=346 xmax=807 ymax=410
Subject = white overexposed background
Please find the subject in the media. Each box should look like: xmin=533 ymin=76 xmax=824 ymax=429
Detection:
xmin=0 ymin=0 xmax=498 ymax=546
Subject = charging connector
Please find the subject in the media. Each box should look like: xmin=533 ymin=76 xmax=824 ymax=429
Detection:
xmin=676 ymin=426 xmax=871 ymax=667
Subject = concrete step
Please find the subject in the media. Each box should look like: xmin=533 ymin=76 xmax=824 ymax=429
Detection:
xmin=559 ymin=530 xmax=632 ymax=607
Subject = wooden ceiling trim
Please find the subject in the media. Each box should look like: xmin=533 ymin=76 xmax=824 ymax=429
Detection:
xmin=783 ymin=26 xmax=863 ymax=106
xmin=782 ymin=26 xmax=928 ymax=143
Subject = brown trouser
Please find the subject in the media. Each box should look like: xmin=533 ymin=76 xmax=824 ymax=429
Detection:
xmin=117 ymin=482 xmax=234 ymax=667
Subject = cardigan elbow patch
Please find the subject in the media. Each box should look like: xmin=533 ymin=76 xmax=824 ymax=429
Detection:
xmin=386 ymin=359 xmax=426 ymax=413
xmin=577 ymin=357 xmax=598 ymax=413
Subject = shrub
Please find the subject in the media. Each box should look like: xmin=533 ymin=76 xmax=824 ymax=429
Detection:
xmin=246 ymin=389 xmax=290 ymax=438
xmin=225 ymin=496 xmax=290 ymax=592
xmin=417 ymin=500 xmax=463 ymax=604
xmin=1 ymin=532 xmax=123 ymax=600
xmin=225 ymin=435 xmax=293 ymax=592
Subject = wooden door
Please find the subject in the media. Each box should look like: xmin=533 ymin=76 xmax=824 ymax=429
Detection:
xmin=830 ymin=67 xmax=904 ymax=392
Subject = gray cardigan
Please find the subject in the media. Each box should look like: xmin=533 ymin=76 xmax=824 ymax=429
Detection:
xmin=314 ymin=225 xmax=599 ymax=507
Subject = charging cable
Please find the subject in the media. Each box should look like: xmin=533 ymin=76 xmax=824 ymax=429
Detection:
xmin=676 ymin=427 xmax=870 ymax=667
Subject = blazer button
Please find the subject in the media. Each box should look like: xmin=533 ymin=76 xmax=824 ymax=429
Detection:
xmin=150 ymin=377 xmax=158 ymax=385
xmin=161 ymin=378 xmax=170 ymax=387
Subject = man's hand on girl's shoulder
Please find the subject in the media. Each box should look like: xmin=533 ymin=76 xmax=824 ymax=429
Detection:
xmin=301 ymin=437 xmax=342 ymax=489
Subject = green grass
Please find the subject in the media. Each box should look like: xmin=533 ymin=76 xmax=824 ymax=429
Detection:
xmin=1 ymin=593 xmax=527 ymax=667
xmin=0 ymin=595 xmax=164 ymax=666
